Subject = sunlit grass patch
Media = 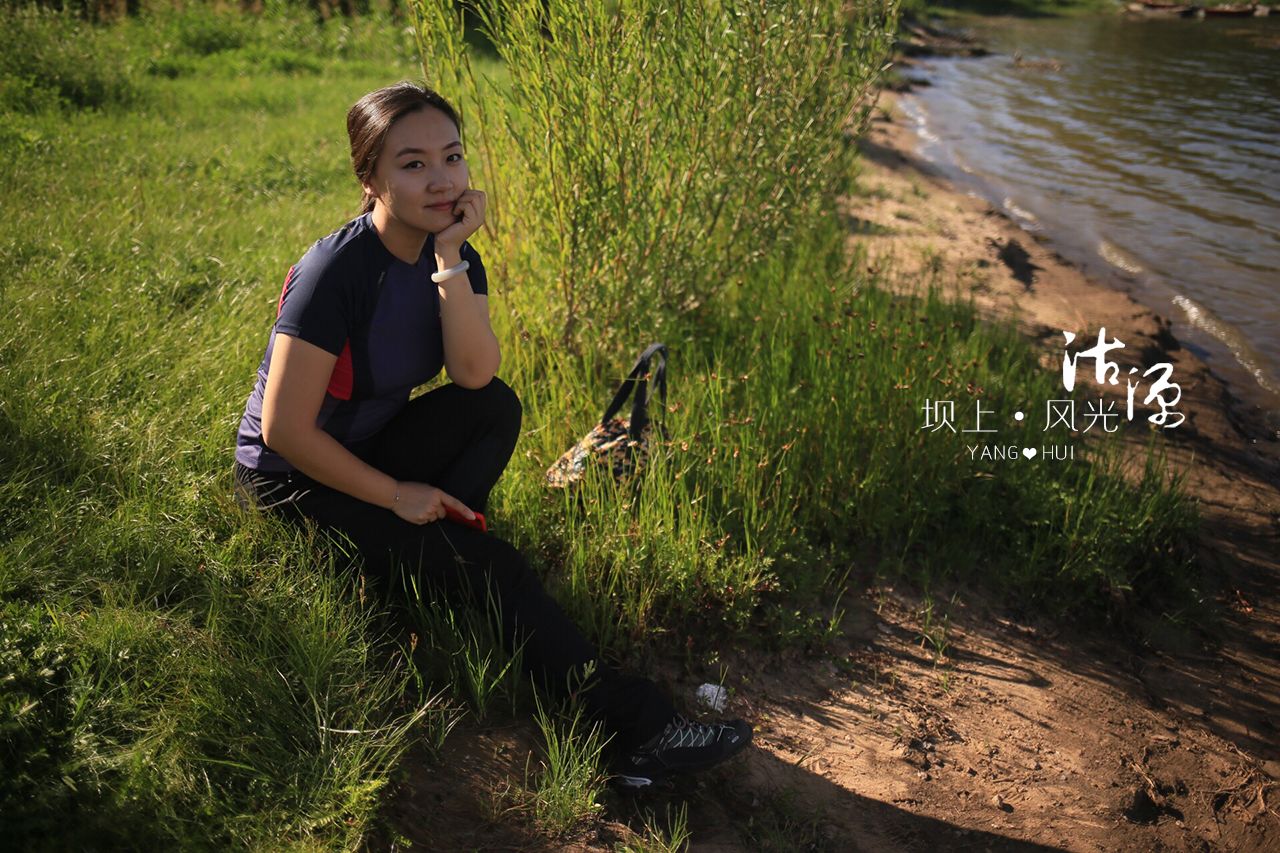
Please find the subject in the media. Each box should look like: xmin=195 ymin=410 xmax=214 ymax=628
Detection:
xmin=401 ymin=570 xmax=530 ymax=722
xmin=510 ymin=694 xmax=611 ymax=839
xmin=617 ymin=803 xmax=693 ymax=853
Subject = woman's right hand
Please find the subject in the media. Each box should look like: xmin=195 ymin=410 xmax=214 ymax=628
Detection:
xmin=392 ymin=481 xmax=476 ymax=526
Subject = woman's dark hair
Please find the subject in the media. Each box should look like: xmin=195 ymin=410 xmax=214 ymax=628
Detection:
xmin=348 ymin=81 xmax=462 ymax=215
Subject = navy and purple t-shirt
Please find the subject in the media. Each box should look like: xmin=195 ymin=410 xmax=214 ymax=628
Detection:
xmin=235 ymin=213 xmax=487 ymax=472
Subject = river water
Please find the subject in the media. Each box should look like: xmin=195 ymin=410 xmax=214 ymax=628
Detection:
xmin=901 ymin=13 xmax=1280 ymax=432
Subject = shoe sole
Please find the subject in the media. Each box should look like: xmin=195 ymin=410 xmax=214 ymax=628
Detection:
xmin=611 ymin=773 xmax=656 ymax=790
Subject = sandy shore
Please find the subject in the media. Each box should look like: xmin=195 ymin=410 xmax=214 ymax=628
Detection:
xmin=849 ymin=73 xmax=1280 ymax=725
xmin=851 ymin=88 xmax=1280 ymax=470
xmin=849 ymin=86 xmax=1280 ymax=544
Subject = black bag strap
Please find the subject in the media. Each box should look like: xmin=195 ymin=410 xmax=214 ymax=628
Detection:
xmin=601 ymin=343 xmax=667 ymax=441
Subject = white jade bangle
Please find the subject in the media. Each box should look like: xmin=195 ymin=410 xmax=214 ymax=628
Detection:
xmin=430 ymin=260 xmax=470 ymax=284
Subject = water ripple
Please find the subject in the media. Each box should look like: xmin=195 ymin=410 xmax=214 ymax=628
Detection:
xmin=909 ymin=16 xmax=1280 ymax=412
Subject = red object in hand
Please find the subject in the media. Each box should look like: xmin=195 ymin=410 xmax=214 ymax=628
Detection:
xmin=444 ymin=506 xmax=487 ymax=532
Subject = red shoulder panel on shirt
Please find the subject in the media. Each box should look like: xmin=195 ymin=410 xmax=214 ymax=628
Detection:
xmin=328 ymin=340 xmax=354 ymax=400
xmin=277 ymin=266 xmax=295 ymax=316
xmin=277 ymin=265 xmax=352 ymax=400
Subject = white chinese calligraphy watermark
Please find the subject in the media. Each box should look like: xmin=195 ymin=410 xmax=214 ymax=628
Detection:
xmin=921 ymin=327 xmax=1184 ymax=462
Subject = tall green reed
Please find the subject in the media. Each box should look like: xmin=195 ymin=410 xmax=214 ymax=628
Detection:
xmin=413 ymin=0 xmax=900 ymax=351
xmin=407 ymin=0 xmax=909 ymax=655
xmin=489 ymin=211 xmax=1200 ymax=652
xmin=401 ymin=0 xmax=1199 ymax=658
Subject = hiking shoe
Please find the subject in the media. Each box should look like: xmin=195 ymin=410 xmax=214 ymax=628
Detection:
xmin=611 ymin=714 xmax=753 ymax=790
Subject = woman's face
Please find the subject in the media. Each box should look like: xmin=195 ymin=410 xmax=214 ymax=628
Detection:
xmin=364 ymin=106 xmax=469 ymax=236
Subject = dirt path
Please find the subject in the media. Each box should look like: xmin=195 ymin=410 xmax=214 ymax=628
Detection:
xmin=379 ymin=91 xmax=1280 ymax=853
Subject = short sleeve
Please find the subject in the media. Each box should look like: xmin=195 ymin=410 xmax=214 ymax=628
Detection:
xmin=274 ymin=259 xmax=350 ymax=357
xmin=460 ymin=240 xmax=488 ymax=296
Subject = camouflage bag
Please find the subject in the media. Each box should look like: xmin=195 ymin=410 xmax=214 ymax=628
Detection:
xmin=545 ymin=343 xmax=668 ymax=488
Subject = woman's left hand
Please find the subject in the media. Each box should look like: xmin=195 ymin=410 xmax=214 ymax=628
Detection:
xmin=435 ymin=189 xmax=485 ymax=251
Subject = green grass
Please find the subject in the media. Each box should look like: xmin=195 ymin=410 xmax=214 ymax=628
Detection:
xmin=616 ymin=803 xmax=692 ymax=853
xmin=517 ymin=693 xmax=611 ymax=838
xmin=0 ymin=7 xmax=445 ymax=850
xmin=401 ymin=570 xmax=530 ymax=722
xmin=0 ymin=1 xmax=1204 ymax=848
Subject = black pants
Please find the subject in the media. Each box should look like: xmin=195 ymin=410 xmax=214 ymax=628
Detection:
xmin=234 ymin=377 xmax=675 ymax=755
